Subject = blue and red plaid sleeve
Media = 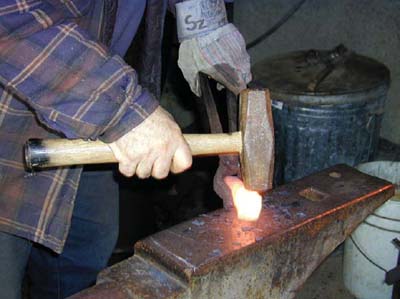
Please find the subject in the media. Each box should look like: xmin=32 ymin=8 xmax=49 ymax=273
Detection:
xmin=0 ymin=0 xmax=159 ymax=143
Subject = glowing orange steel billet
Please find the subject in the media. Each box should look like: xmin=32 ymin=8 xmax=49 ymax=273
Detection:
xmin=224 ymin=176 xmax=262 ymax=221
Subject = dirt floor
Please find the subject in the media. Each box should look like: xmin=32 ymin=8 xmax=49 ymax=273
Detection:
xmin=295 ymin=247 xmax=356 ymax=299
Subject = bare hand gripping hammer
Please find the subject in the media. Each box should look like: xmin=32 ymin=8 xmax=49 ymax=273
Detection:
xmin=24 ymin=89 xmax=274 ymax=192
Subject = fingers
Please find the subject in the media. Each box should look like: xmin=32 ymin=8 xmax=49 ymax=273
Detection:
xmin=109 ymin=143 xmax=137 ymax=177
xmin=121 ymin=142 xmax=192 ymax=179
xmin=119 ymin=148 xmax=191 ymax=179
xmin=170 ymin=143 xmax=192 ymax=174
xmin=110 ymin=142 xmax=192 ymax=179
xmin=118 ymin=162 xmax=137 ymax=177
xmin=152 ymin=156 xmax=172 ymax=179
xmin=111 ymin=144 xmax=192 ymax=179
xmin=136 ymin=155 xmax=156 ymax=179
xmin=108 ymin=106 xmax=193 ymax=179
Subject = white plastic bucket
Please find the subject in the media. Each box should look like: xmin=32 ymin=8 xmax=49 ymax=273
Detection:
xmin=344 ymin=161 xmax=400 ymax=299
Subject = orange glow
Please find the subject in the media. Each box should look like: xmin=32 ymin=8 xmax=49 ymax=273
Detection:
xmin=224 ymin=176 xmax=262 ymax=221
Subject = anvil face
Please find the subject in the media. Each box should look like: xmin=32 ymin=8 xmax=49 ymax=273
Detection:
xmin=70 ymin=165 xmax=394 ymax=299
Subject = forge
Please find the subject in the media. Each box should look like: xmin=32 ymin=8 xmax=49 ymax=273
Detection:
xmin=69 ymin=165 xmax=394 ymax=299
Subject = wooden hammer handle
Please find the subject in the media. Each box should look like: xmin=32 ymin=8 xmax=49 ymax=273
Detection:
xmin=25 ymin=132 xmax=242 ymax=169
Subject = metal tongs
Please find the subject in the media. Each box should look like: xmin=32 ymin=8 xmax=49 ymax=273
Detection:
xmin=306 ymin=44 xmax=351 ymax=92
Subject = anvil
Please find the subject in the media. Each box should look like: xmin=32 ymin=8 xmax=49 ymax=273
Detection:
xmin=69 ymin=165 xmax=394 ymax=299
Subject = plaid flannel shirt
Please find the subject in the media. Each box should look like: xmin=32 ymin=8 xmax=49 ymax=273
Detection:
xmin=0 ymin=0 xmax=159 ymax=253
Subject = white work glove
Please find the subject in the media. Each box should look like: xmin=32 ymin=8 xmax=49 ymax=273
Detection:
xmin=176 ymin=0 xmax=251 ymax=96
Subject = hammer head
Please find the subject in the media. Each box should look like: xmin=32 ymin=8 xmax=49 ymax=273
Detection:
xmin=240 ymin=89 xmax=274 ymax=192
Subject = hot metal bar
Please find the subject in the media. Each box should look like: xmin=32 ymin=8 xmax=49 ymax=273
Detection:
xmin=69 ymin=165 xmax=394 ymax=299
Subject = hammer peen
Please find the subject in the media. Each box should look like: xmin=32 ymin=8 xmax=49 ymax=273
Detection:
xmin=24 ymin=89 xmax=274 ymax=192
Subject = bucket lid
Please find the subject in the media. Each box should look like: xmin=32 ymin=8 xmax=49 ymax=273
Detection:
xmin=252 ymin=46 xmax=390 ymax=102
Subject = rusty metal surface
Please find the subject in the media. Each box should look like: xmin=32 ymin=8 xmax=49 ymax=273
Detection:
xmin=69 ymin=255 xmax=186 ymax=299
xmin=68 ymin=282 xmax=130 ymax=299
xmin=69 ymin=164 xmax=394 ymax=299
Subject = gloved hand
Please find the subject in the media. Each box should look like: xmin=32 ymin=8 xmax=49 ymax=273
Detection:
xmin=109 ymin=106 xmax=192 ymax=179
xmin=176 ymin=0 xmax=251 ymax=96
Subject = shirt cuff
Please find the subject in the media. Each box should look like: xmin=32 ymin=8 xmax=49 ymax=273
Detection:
xmin=99 ymin=89 xmax=159 ymax=143
xmin=176 ymin=0 xmax=228 ymax=42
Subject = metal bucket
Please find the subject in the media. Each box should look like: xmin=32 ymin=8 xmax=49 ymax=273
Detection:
xmin=344 ymin=161 xmax=400 ymax=299
xmin=252 ymin=46 xmax=390 ymax=183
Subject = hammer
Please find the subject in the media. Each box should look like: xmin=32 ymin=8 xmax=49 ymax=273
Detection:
xmin=24 ymin=89 xmax=274 ymax=192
